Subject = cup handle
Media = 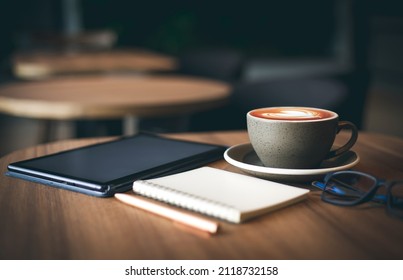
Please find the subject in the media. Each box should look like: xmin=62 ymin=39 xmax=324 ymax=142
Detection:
xmin=325 ymin=121 xmax=358 ymax=159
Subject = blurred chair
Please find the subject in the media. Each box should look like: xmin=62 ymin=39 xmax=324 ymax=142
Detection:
xmin=188 ymin=77 xmax=350 ymax=131
xmin=171 ymin=48 xmax=243 ymax=132
xmin=232 ymin=77 xmax=348 ymax=112
xmin=177 ymin=48 xmax=244 ymax=83
xmin=139 ymin=48 xmax=244 ymax=132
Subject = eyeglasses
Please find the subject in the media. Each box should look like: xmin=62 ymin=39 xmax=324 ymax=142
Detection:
xmin=312 ymin=171 xmax=403 ymax=219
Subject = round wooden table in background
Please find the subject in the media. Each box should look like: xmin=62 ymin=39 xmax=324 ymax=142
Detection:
xmin=12 ymin=48 xmax=178 ymax=80
xmin=0 ymin=74 xmax=231 ymax=136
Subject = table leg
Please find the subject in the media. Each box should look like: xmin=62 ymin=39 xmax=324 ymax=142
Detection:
xmin=37 ymin=119 xmax=52 ymax=143
xmin=39 ymin=120 xmax=77 ymax=143
xmin=123 ymin=115 xmax=139 ymax=135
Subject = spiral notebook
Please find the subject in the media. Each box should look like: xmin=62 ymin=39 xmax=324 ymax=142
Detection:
xmin=132 ymin=167 xmax=309 ymax=223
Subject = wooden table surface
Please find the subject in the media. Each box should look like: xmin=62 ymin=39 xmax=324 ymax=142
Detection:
xmin=1 ymin=130 xmax=403 ymax=260
xmin=0 ymin=74 xmax=230 ymax=120
xmin=12 ymin=49 xmax=178 ymax=80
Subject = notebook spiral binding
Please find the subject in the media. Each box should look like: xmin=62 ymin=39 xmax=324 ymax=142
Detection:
xmin=133 ymin=180 xmax=239 ymax=222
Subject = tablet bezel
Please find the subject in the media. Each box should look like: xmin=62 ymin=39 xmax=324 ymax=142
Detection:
xmin=6 ymin=133 xmax=227 ymax=197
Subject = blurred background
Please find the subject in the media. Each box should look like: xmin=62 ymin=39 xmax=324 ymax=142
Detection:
xmin=0 ymin=0 xmax=402 ymax=156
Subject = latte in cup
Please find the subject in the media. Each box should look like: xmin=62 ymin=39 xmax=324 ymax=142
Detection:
xmin=250 ymin=107 xmax=335 ymax=121
xmin=247 ymin=107 xmax=358 ymax=169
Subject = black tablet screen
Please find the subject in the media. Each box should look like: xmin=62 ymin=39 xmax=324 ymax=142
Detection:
xmin=8 ymin=133 xmax=226 ymax=184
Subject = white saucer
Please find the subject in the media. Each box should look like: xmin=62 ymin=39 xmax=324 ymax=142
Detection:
xmin=224 ymin=143 xmax=360 ymax=182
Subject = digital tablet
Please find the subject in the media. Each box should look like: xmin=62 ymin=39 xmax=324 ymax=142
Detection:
xmin=6 ymin=133 xmax=227 ymax=197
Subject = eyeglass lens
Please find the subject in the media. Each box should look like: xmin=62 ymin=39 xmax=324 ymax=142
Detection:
xmin=322 ymin=172 xmax=378 ymax=205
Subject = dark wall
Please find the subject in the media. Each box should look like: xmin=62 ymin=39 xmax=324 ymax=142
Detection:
xmin=81 ymin=0 xmax=336 ymax=56
xmin=1 ymin=1 xmax=401 ymax=70
xmin=0 ymin=0 xmax=61 ymax=53
xmin=0 ymin=0 xmax=337 ymax=59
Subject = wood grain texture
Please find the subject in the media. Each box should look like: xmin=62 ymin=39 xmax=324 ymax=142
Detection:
xmin=0 ymin=75 xmax=230 ymax=120
xmin=1 ymin=131 xmax=403 ymax=260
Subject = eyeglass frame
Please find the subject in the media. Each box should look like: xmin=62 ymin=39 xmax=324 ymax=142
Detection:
xmin=312 ymin=170 xmax=403 ymax=218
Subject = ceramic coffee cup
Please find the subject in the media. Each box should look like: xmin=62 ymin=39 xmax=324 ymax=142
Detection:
xmin=247 ymin=106 xmax=358 ymax=169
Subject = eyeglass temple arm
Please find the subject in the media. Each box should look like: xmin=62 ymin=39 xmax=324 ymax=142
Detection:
xmin=312 ymin=181 xmax=387 ymax=203
xmin=311 ymin=181 xmax=348 ymax=196
xmin=312 ymin=181 xmax=325 ymax=190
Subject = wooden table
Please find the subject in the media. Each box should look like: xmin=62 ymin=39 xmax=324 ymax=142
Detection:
xmin=1 ymin=130 xmax=402 ymax=260
xmin=12 ymin=49 xmax=178 ymax=80
xmin=0 ymin=75 xmax=230 ymax=136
